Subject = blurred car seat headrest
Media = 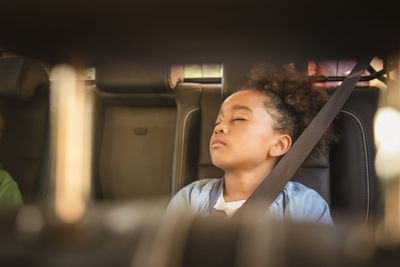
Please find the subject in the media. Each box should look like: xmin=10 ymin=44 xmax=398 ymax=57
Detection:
xmin=0 ymin=58 xmax=49 ymax=102
xmin=95 ymin=61 xmax=183 ymax=93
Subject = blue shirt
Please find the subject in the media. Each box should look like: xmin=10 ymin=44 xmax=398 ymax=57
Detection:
xmin=168 ymin=179 xmax=333 ymax=225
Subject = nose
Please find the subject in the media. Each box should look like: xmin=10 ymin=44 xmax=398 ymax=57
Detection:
xmin=214 ymin=123 xmax=228 ymax=134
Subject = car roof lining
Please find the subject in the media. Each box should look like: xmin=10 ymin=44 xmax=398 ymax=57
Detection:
xmin=0 ymin=1 xmax=399 ymax=65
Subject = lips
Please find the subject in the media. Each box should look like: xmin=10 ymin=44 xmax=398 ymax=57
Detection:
xmin=211 ymin=138 xmax=227 ymax=148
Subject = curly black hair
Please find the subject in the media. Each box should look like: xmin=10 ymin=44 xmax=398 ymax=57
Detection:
xmin=243 ymin=63 xmax=338 ymax=156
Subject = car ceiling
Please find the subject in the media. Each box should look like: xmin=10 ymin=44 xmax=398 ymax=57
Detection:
xmin=0 ymin=0 xmax=399 ymax=66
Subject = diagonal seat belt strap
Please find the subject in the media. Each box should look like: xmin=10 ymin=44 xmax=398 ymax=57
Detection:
xmin=235 ymin=57 xmax=373 ymax=216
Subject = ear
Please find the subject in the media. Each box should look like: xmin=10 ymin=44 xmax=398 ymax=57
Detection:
xmin=268 ymin=134 xmax=292 ymax=158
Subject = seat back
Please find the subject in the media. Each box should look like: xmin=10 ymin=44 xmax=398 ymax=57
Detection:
xmin=197 ymin=84 xmax=224 ymax=180
xmin=172 ymin=83 xmax=224 ymax=192
xmin=94 ymin=63 xmax=204 ymax=200
xmin=0 ymin=58 xmax=50 ymax=203
xmin=170 ymin=82 xmax=202 ymax=194
xmin=330 ymin=86 xmax=381 ymax=223
xmin=93 ymin=63 xmax=176 ymax=200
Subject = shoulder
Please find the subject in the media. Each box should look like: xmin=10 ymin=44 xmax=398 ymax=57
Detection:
xmin=0 ymin=169 xmax=23 ymax=207
xmin=273 ymin=182 xmax=333 ymax=225
xmin=0 ymin=169 xmax=18 ymax=191
xmin=174 ymin=179 xmax=218 ymax=199
xmin=167 ymin=179 xmax=219 ymax=214
xmin=283 ymin=181 xmax=324 ymax=201
xmin=0 ymin=169 xmax=13 ymax=185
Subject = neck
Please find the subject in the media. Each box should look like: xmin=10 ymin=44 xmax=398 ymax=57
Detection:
xmin=223 ymin=160 xmax=275 ymax=202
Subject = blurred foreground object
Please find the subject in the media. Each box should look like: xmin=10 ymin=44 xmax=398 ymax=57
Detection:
xmin=0 ymin=200 xmax=400 ymax=267
xmin=374 ymin=55 xmax=400 ymax=245
xmin=49 ymin=65 xmax=94 ymax=223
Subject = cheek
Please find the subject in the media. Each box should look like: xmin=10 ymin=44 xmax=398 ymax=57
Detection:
xmin=227 ymin=127 xmax=272 ymax=158
xmin=243 ymin=124 xmax=274 ymax=145
xmin=247 ymin=135 xmax=271 ymax=156
xmin=247 ymin=128 xmax=277 ymax=157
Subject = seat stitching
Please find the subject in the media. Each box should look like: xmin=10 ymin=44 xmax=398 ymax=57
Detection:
xmin=176 ymin=106 xmax=200 ymax=193
xmin=340 ymin=109 xmax=370 ymax=225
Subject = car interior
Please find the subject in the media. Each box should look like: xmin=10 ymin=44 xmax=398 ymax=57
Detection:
xmin=0 ymin=56 xmax=382 ymax=222
xmin=1 ymin=1 xmax=400 ymax=266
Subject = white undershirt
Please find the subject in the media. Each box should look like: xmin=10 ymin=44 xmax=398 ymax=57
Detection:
xmin=213 ymin=191 xmax=246 ymax=217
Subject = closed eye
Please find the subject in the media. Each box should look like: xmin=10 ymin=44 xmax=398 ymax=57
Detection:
xmin=233 ymin=118 xmax=246 ymax=122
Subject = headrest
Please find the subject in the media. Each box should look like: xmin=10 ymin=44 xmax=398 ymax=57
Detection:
xmin=0 ymin=58 xmax=49 ymax=101
xmin=95 ymin=61 xmax=183 ymax=93
xmin=222 ymin=61 xmax=257 ymax=97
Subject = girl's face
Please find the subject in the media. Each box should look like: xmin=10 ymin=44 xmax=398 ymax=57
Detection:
xmin=210 ymin=90 xmax=289 ymax=171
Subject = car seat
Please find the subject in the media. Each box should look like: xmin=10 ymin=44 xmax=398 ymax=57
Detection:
xmin=0 ymin=57 xmax=50 ymax=203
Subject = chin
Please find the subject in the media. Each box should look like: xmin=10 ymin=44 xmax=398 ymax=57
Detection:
xmin=211 ymin=156 xmax=234 ymax=171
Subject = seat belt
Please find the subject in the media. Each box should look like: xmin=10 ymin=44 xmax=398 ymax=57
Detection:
xmin=234 ymin=57 xmax=373 ymax=217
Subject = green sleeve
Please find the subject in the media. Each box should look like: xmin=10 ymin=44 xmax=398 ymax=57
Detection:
xmin=0 ymin=171 xmax=23 ymax=207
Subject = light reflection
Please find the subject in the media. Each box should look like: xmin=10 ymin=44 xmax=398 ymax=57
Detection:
xmin=374 ymin=107 xmax=400 ymax=179
xmin=374 ymin=106 xmax=400 ymax=243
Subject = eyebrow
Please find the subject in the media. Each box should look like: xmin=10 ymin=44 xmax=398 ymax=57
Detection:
xmin=218 ymin=104 xmax=253 ymax=115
